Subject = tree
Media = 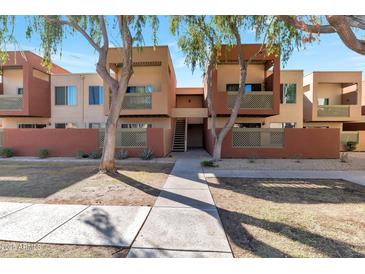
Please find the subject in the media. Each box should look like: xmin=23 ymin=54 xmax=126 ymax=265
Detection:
xmin=277 ymin=16 xmax=365 ymax=55
xmin=170 ymin=16 xmax=304 ymax=161
xmin=0 ymin=15 xmax=158 ymax=172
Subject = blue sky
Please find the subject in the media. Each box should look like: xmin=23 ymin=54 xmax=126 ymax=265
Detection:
xmin=8 ymin=16 xmax=365 ymax=87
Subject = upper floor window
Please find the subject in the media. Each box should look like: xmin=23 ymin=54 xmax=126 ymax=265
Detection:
xmin=18 ymin=124 xmax=46 ymax=129
xmin=55 ymin=86 xmax=77 ymax=106
xmin=127 ymin=85 xmax=155 ymax=94
xmin=280 ymin=83 xmax=296 ymax=104
xmin=89 ymin=86 xmax=104 ymax=105
xmin=318 ymin=98 xmax=329 ymax=106
xmin=226 ymin=83 xmax=262 ymax=92
xmin=270 ymin=122 xmax=296 ymax=128
xmin=17 ymin=88 xmax=23 ymax=95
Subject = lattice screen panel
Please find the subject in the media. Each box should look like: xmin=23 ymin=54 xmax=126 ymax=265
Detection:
xmin=99 ymin=129 xmax=147 ymax=148
xmin=232 ymin=129 xmax=284 ymax=148
xmin=227 ymin=92 xmax=273 ymax=109
xmin=0 ymin=96 xmax=23 ymax=110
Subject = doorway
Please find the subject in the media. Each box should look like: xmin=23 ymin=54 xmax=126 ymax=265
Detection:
xmin=187 ymin=124 xmax=203 ymax=149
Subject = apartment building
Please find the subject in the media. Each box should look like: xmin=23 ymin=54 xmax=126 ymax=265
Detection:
xmin=0 ymin=46 xmax=346 ymax=158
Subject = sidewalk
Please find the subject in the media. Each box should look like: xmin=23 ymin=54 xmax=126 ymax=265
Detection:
xmin=203 ymin=170 xmax=365 ymax=186
xmin=127 ymin=153 xmax=233 ymax=258
xmin=0 ymin=203 xmax=150 ymax=247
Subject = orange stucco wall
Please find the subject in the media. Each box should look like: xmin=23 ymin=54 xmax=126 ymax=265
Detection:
xmin=205 ymin=127 xmax=340 ymax=159
xmin=3 ymin=128 xmax=99 ymax=156
xmin=2 ymin=128 xmax=168 ymax=157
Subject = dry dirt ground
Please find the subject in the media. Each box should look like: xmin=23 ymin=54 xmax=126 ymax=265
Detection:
xmin=0 ymin=241 xmax=128 ymax=258
xmin=208 ymin=177 xmax=365 ymax=258
xmin=205 ymin=152 xmax=365 ymax=171
xmin=0 ymin=162 xmax=174 ymax=206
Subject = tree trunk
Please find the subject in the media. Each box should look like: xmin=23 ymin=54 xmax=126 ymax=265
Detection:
xmin=99 ymin=16 xmax=133 ymax=172
xmin=210 ymin=27 xmax=247 ymax=162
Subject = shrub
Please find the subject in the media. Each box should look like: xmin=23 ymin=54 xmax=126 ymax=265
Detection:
xmin=247 ymin=155 xmax=257 ymax=163
xmin=0 ymin=147 xmax=14 ymax=158
xmin=38 ymin=148 xmax=49 ymax=159
xmin=76 ymin=151 xmax=89 ymax=159
xmin=140 ymin=148 xmax=153 ymax=160
xmin=340 ymin=152 xmax=349 ymax=163
xmin=116 ymin=149 xmax=129 ymax=160
xmin=201 ymin=160 xmax=219 ymax=167
xmin=346 ymin=141 xmax=357 ymax=152
xmin=89 ymin=150 xmax=102 ymax=159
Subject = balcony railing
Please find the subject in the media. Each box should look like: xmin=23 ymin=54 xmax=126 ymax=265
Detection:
xmin=232 ymin=128 xmax=284 ymax=148
xmin=99 ymin=128 xmax=147 ymax=148
xmin=317 ymin=105 xmax=350 ymax=117
xmin=122 ymin=93 xmax=152 ymax=109
xmin=0 ymin=95 xmax=23 ymax=110
xmin=227 ymin=91 xmax=273 ymax=109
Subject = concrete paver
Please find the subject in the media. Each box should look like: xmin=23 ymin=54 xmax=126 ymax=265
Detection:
xmin=0 ymin=204 xmax=88 ymax=242
xmin=0 ymin=202 xmax=32 ymax=218
xmin=155 ymin=189 xmax=215 ymax=209
xmin=131 ymin=207 xmax=231 ymax=253
xmin=127 ymin=248 xmax=233 ymax=258
xmin=40 ymin=206 xmax=150 ymax=247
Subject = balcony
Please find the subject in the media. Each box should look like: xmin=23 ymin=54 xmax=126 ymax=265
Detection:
xmin=232 ymin=128 xmax=284 ymax=148
xmin=227 ymin=91 xmax=273 ymax=109
xmin=0 ymin=95 xmax=23 ymax=110
xmin=122 ymin=93 xmax=152 ymax=109
xmin=171 ymin=108 xmax=208 ymax=118
xmin=317 ymin=105 xmax=350 ymax=117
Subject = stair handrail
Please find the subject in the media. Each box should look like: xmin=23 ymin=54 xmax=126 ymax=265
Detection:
xmin=184 ymin=118 xmax=187 ymax=152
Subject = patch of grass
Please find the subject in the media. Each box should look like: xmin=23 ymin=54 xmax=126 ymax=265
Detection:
xmin=201 ymin=160 xmax=219 ymax=167
xmin=208 ymin=177 xmax=365 ymax=258
xmin=0 ymin=241 xmax=128 ymax=258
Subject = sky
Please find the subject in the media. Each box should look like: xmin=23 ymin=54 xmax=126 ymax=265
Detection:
xmin=7 ymin=16 xmax=365 ymax=87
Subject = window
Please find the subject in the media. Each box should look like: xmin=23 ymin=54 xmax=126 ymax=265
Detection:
xmin=88 ymin=123 xmax=104 ymax=129
xmin=89 ymin=86 xmax=104 ymax=105
xmin=18 ymin=124 xmax=46 ymax=129
xmin=226 ymin=83 xmax=261 ymax=92
xmin=233 ymin=123 xmax=261 ymax=128
xmin=55 ymin=123 xmax=66 ymax=128
xmin=318 ymin=98 xmax=329 ymax=106
xmin=17 ymin=88 xmax=23 ymax=95
xmin=55 ymin=86 xmax=77 ymax=106
xmin=127 ymin=85 xmax=155 ymax=94
xmin=120 ymin=123 xmax=152 ymax=129
xmin=280 ymin=83 xmax=296 ymax=104
xmin=270 ymin=122 xmax=296 ymax=128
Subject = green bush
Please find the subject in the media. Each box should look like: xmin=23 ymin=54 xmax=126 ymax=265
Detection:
xmin=346 ymin=141 xmax=357 ymax=152
xmin=38 ymin=148 xmax=49 ymax=159
xmin=75 ymin=151 xmax=89 ymax=159
xmin=0 ymin=147 xmax=14 ymax=158
xmin=201 ymin=160 xmax=219 ymax=167
xmin=89 ymin=150 xmax=102 ymax=159
xmin=140 ymin=148 xmax=153 ymax=160
xmin=116 ymin=149 xmax=129 ymax=160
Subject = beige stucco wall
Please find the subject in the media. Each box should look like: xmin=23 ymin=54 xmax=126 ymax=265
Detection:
xmin=50 ymin=73 xmax=106 ymax=128
xmin=106 ymin=46 xmax=176 ymax=116
xmin=304 ymin=71 xmax=362 ymax=122
xmin=216 ymin=64 xmax=267 ymax=92
xmin=264 ymin=70 xmax=303 ymax=128
xmin=3 ymin=69 xmax=23 ymax=95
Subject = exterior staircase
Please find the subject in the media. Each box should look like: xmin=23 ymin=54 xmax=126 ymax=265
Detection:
xmin=172 ymin=118 xmax=187 ymax=152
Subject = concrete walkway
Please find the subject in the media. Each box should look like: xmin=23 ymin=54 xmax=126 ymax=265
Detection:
xmin=203 ymin=170 xmax=365 ymax=186
xmin=128 ymin=151 xmax=233 ymax=258
xmin=0 ymin=203 xmax=150 ymax=247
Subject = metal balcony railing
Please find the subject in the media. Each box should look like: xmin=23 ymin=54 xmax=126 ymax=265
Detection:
xmin=227 ymin=91 xmax=273 ymax=109
xmin=0 ymin=95 xmax=23 ymax=110
xmin=232 ymin=128 xmax=284 ymax=148
xmin=122 ymin=93 xmax=152 ymax=109
xmin=317 ymin=105 xmax=350 ymax=117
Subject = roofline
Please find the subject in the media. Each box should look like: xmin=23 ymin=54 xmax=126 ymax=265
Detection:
xmin=305 ymin=70 xmax=363 ymax=77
